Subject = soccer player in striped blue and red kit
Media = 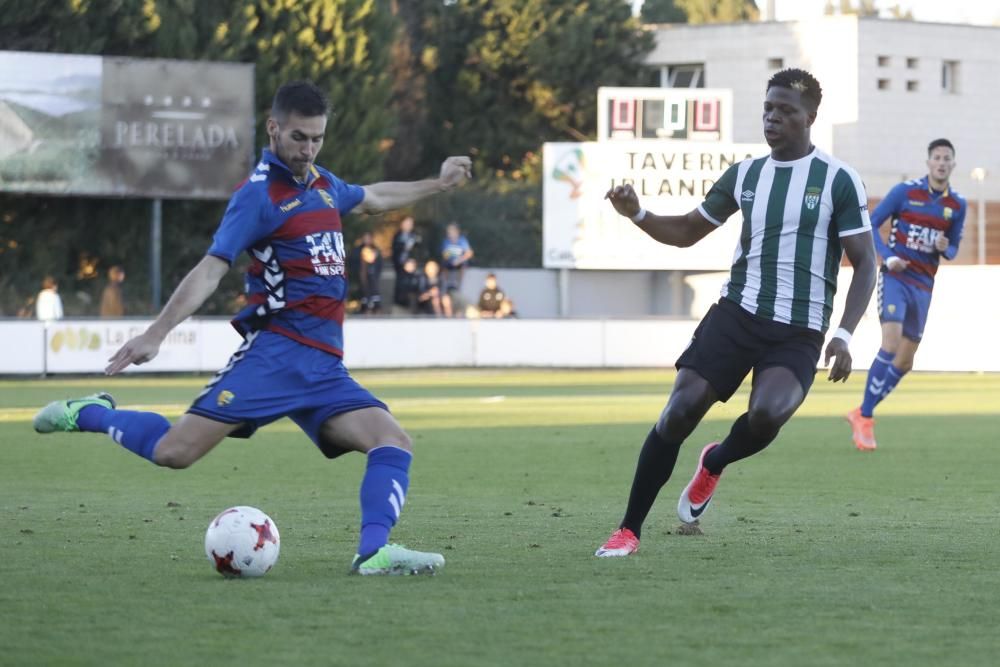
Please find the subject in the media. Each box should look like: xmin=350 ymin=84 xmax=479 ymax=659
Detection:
xmin=846 ymin=139 xmax=966 ymax=451
xmin=34 ymin=81 xmax=471 ymax=575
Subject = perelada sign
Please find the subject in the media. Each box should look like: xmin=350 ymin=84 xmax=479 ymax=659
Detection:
xmin=0 ymin=51 xmax=254 ymax=199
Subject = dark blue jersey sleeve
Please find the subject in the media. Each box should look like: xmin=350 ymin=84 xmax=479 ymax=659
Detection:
xmin=942 ymin=197 xmax=966 ymax=261
xmin=207 ymin=184 xmax=270 ymax=264
xmin=870 ymin=182 xmax=907 ymax=261
xmin=327 ymin=173 xmax=365 ymax=215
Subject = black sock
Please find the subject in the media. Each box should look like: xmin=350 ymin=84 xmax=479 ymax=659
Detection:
xmin=620 ymin=426 xmax=683 ymax=538
xmin=703 ymin=413 xmax=777 ymax=475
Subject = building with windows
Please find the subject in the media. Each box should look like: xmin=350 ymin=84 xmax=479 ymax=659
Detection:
xmin=644 ymin=15 xmax=1000 ymax=262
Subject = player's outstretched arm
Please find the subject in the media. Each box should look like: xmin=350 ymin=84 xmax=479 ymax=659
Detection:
xmin=824 ymin=231 xmax=878 ymax=382
xmin=105 ymin=255 xmax=229 ymax=375
xmin=357 ymin=156 xmax=472 ymax=214
xmin=605 ymin=184 xmax=716 ymax=248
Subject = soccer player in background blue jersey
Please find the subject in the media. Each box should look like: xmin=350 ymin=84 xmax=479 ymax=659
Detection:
xmin=846 ymin=139 xmax=966 ymax=451
xmin=34 ymin=81 xmax=472 ymax=575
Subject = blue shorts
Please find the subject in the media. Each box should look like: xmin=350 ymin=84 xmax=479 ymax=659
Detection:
xmin=188 ymin=331 xmax=387 ymax=458
xmin=878 ymin=273 xmax=932 ymax=342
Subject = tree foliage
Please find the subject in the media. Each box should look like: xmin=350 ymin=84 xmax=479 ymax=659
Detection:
xmin=640 ymin=0 xmax=688 ymax=24
xmin=824 ymin=0 xmax=878 ymax=17
xmin=390 ymin=0 xmax=653 ymax=178
xmin=673 ymin=0 xmax=760 ymax=23
xmin=824 ymin=1 xmax=913 ymax=19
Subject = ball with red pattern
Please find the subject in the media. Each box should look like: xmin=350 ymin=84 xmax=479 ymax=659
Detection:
xmin=204 ymin=506 xmax=280 ymax=578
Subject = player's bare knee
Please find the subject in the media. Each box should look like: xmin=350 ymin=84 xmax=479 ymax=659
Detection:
xmin=153 ymin=447 xmax=192 ymax=469
xmin=152 ymin=441 xmax=197 ymax=469
xmin=382 ymin=428 xmax=412 ymax=452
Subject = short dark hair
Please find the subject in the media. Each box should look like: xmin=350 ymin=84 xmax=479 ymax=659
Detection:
xmin=927 ymin=138 xmax=955 ymax=156
xmin=271 ymin=81 xmax=330 ymax=121
xmin=767 ymin=68 xmax=823 ymax=111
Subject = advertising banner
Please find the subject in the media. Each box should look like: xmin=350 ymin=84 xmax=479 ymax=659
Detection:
xmin=543 ymin=140 xmax=768 ymax=270
xmin=0 ymin=51 xmax=254 ymax=199
xmin=43 ymin=320 xmax=206 ymax=373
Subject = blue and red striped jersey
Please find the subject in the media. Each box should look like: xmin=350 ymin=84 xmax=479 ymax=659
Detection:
xmin=871 ymin=175 xmax=966 ymax=291
xmin=207 ymin=149 xmax=365 ymax=357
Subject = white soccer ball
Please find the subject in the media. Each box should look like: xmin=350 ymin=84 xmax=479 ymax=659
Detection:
xmin=204 ymin=506 xmax=280 ymax=578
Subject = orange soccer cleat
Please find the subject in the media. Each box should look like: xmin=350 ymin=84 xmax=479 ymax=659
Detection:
xmin=677 ymin=443 xmax=722 ymax=524
xmin=846 ymin=407 xmax=877 ymax=451
xmin=594 ymin=527 xmax=640 ymax=558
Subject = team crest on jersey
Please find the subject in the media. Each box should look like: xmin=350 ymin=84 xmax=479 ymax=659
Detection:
xmin=305 ymin=231 xmax=346 ymax=276
xmin=217 ymin=390 xmax=235 ymax=407
xmin=943 ymin=207 xmax=953 ymax=220
xmin=804 ymin=187 xmax=822 ymax=210
xmin=318 ymin=189 xmax=336 ymax=209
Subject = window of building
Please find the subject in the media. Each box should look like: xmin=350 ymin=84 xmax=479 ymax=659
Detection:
xmin=906 ymin=57 xmax=919 ymax=69
xmin=877 ymin=55 xmax=890 ymax=67
xmin=640 ymin=66 xmax=664 ymax=87
xmin=907 ymin=80 xmax=919 ymax=92
xmin=877 ymin=78 xmax=890 ymax=90
xmin=942 ymin=60 xmax=960 ymax=93
xmin=767 ymin=57 xmax=783 ymax=70
xmin=665 ymin=64 xmax=705 ymax=88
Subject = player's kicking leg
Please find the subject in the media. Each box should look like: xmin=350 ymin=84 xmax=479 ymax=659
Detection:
xmin=316 ymin=406 xmax=445 ymax=576
xmin=34 ymin=392 xmax=238 ymax=467
xmin=33 ymin=392 xmax=117 ymax=433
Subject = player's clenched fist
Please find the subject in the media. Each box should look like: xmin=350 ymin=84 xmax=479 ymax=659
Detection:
xmin=604 ymin=184 xmax=641 ymax=219
xmin=440 ymin=156 xmax=472 ymax=189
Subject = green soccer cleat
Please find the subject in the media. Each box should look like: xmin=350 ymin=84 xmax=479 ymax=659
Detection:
xmin=33 ymin=392 xmax=117 ymax=434
xmin=350 ymin=543 xmax=445 ymax=576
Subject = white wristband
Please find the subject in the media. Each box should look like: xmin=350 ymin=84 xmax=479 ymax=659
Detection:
xmin=832 ymin=327 xmax=852 ymax=345
xmin=630 ymin=208 xmax=647 ymax=223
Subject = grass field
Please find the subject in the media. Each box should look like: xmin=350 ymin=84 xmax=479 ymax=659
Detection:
xmin=1 ymin=369 xmax=998 ymax=666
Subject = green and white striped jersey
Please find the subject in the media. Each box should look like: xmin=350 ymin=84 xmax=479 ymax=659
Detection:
xmin=698 ymin=147 xmax=871 ymax=333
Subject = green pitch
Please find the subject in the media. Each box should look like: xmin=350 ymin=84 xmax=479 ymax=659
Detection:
xmin=1 ymin=370 xmax=998 ymax=666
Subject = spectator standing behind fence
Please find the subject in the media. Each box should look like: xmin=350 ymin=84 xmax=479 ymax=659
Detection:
xmin=358 ymin=231 xmax=384 ymax=315
xmin=392 ymin=216 xmax=421 ymax=311
xmin=418 ymin=259 xmax=446 ymax=316
xmin=393 ymin=257 xmax=422 ymax=314
xmin=440 ymin=222 xmax=473 ymax=300
xmin=391 ymin=216 xmax=421 ymax=271
xmin=36 ymin=276 xmax=64 ymax=322
xmin=100 ymin=265 xmax=126 ymax=318
xmin=476 ymin=273 xmax=506 ymax=318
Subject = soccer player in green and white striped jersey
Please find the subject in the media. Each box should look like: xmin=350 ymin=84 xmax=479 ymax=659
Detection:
xmin=596 ymin=69 xmax=878 ymax=558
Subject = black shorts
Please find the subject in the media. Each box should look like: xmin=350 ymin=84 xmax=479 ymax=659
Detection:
xmin=676 ymin=298 xmax=824 ymax=402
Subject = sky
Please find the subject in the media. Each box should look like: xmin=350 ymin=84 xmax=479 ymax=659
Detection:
xmin=771 ymin=0 xmax=1000 ymax=25
xmin=633 ymin=1 xmax=1000 ymax=26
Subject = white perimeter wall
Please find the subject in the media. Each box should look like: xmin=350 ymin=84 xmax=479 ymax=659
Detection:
xmin=2 ymin=266 xmax=997 ymax=374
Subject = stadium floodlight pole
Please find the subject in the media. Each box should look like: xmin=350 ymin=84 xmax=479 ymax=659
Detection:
xmin=971 ymin=167 xmax=986 ymax=265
